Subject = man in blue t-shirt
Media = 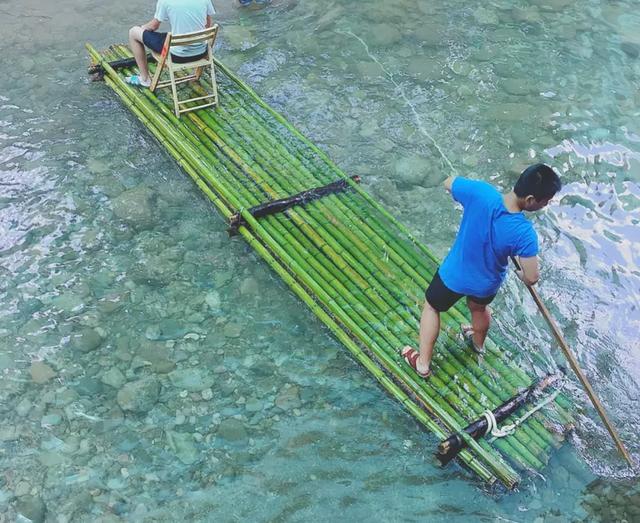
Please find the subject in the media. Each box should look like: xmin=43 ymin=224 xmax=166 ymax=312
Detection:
xmin=401 ymin=164 xmax=562 ymax=379
xmin=126 ymin=0 xmax=216 ymax=88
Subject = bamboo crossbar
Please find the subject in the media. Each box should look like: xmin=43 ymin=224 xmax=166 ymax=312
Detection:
xmin=179 ymin=93 xmax=217 ymax=105
xmin=87 ymin=42 xmax=577 ymax=490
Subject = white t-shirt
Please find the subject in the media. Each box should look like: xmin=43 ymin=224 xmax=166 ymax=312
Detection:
xmin=154 ymin=0 xmax=216 ymax=57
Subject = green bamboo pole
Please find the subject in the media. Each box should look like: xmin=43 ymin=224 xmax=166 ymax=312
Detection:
xmin=185 ymin=110 xmax=421 ymax=312
xmin=101 ymin=72 xmax=501 ymax=485
xmin=181 ymin=86 xmax=563 ymax=457
xmin=99 ymin=45 xmax=564 ymax=476
xmin=90 ymin=46 xmax=521 ymax=487
xmin=212 ymin=58 xmax=544 ymax=363
xmin=204 ymin=103 xmax=426 ymax=301
xmin=144 ymin=70 xmax=528 ymax=484
xmin=169 ymin=62 xmax=564 ymax=463
xmin=193 ymin=113 xmax=425 ymax=323
xmin=129 ymin=49 xmax=560 ymax=464
xmin=211 ymin=70 xmax=573 ymax=448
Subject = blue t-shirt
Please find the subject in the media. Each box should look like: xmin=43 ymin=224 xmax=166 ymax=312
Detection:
xmin=439 ymin=177 xmax=538 ymax=297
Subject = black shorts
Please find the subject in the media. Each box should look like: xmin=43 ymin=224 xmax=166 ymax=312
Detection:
xmin=143 ymin=30 xmax=168 ymax=53
xmin=142 ymin=30 xmax=208 ymax=63
xmin=425 ymin=270 xmax=496 ymax=312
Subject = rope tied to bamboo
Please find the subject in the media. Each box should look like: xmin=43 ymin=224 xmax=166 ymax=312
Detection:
xmin=484 ymin=380 xmax=566 ymax=440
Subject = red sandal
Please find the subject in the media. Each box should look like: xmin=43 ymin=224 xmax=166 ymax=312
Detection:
xmin=401 ymin=347 xmax=432 ymax=379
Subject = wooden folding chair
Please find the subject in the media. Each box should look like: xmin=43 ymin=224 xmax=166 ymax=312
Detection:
xmin=150 ymin=24 xmax=219 ymax=117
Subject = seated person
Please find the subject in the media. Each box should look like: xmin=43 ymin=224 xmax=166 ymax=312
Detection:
xmin=127 ymin=0 xmax=216 ymax=87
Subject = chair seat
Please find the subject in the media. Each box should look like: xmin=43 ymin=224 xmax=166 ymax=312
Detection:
xmin=151 ymin=50 xmax=208 ymax=65
xmin=149 ymin=25 xmax=220 ymax=118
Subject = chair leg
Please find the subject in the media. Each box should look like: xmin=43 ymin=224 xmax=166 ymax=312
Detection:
xmin=194 ymin=66 xmax=203 ymax=81
xmin=150 ymin=53 xmax=167 ymax=92
xmin=210 ymin=62 xmax=218 ymax=107
xmin=168 ymin=66 xmax=180 ymax=118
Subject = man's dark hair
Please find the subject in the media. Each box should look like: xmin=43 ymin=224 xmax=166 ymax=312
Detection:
xmin=514 ymin=163 xmax=562 ymax=201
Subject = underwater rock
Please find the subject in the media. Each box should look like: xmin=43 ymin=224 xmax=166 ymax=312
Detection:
xmin=394 ymin=154 xmax=430 ymax=188
xmin=166 ymin=430 xmax=199 ymax=465
xmin=223 ymin=322 xmax=243 ymax=338
xmin=366 ymin=23 xmax=402 ymax=47
xmin=16 ymin=495 xmax=46 ymax=523
xmin=217 ymin=418 xmax=248 ymax=443
xmin=223 ymin=25 xmax=258 ymax=51
xmin=532 ymin=0 xmax=574 ymax=10
xmin=502 ymin=78 xmax=537 ymax=96
xmin=116 ymin=377 xmax=160 ymax=413
xmin=474 ymin=7 xmax=499 ymax=25
xmin=73 ymin=377 xmax=104 ymax=397
xmin=621 ymin=42 xmax=640 ymax=59
xmin=100 ymin=367 xmax=126 ymax=389
xmin=0 ymin=426 xmax=18 ymax=442
xmin=30 ymin=361 xmax=57 ymax=384
xmin=168 ymin=368 xmax=214 ymax=392
xmin=410 ymin=21 xmax=444 ymax=48
xmin=112 ymin=185 xmax=156 ymax=230
xmin=71 ymin=328 xmax=104 ymax=353
xmin=240 ymin=277 xmax=259 ymax=296
xmin=275 ymin=385 xmax=301 ymax=411
xmin=580 ymin=478 xmax=640 ymax=522
xmin=201 ymin=388 xmax=214 ymax=401
xmin=355 ymin=61 xmax=382 ymax=79
xmin=405 ymin=56 xmax=441 ymax=81
xmin=144 ymin=320 xmax=187 ymax=341
xmin=205 ymin=291 xmax=221 ymax=311
xmin=245 ymin=397 xmax=263 ymax=413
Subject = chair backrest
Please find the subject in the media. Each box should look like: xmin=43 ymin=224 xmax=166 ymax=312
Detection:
xmin=169 ymin=24 xmax=219 ymax=47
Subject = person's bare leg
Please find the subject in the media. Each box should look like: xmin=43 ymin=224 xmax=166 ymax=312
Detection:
xmin=128 ymin=26 xmax=150 ymax=83
xmin=466 ymin=298 xmax=491 ymax=350
xmin=403 ymin=301 xmax=439 ymax=375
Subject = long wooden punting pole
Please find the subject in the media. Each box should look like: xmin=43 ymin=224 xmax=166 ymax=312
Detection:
xmin=436 ymin=373 xmax=562 ymax=466
xmin=511 ymin=257 xmax=634 ymax=467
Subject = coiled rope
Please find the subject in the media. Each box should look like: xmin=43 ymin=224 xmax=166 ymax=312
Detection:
xmin=483 ymin=380 xmax=565 ymax=440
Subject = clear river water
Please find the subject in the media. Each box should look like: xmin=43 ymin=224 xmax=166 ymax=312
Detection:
xmin=1 ymin=0 xmax=639 ymax=521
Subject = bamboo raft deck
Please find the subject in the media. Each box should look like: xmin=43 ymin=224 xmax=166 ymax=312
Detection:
xmin=87 ymin=43 xmax=574 ymax=490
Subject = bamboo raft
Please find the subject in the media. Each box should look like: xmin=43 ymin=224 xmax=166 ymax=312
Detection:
xmin=87 ymin=43 xmax=574 ymax=490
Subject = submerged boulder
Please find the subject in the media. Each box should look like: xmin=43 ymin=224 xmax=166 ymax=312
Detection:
xmin=112 ymin=185 xmax=156 ymax=230
xmin=116 ymin=377 xmax=160 ymax=413
xmin=168 ymin=368 xmax=214 ymax=392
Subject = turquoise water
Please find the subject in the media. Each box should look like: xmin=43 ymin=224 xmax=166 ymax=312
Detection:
xmin=1 ymin=0 xmax=639 ymax=521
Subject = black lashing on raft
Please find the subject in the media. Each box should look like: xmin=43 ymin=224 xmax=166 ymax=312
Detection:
xmin=88 ymin=54 xmax=157 ymax=80
xmin=228 ymin=175 xmax=361 ymax=235
xmin=435 ymin=373 xmax=563 ymax=466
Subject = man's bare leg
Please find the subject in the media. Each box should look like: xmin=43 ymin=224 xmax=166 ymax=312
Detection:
xmin=402 ymin=301 xmax=440 ymax=375
xmin=464 ymin=297 xmax=491 ymax=351
xmin=128 ymin=26 xmax=151 ymax=85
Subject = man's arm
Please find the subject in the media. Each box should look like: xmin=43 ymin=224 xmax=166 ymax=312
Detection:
xmin=141 ymin=18 xmax=161 ymax=31
xmin=206 ymin=15 xmax=212 ymax=28
xmin=443 ymin=176 xmax=455 ymax=193
xmin=515 ymin=256 xmax=540 ymax=286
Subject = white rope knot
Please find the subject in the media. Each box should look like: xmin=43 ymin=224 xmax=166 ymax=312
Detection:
xmin=483 ymin=409 xmax=515 ymax=438
xmin=482 ymin=385 xmax=564 ymax=440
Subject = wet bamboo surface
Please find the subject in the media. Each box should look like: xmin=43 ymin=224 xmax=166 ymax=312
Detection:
xmin=87 ymin=44 xmax=575 ymax=490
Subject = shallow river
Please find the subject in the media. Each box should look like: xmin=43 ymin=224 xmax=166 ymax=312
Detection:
xmin=1 ymin=0 xmax=639 ymax=521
